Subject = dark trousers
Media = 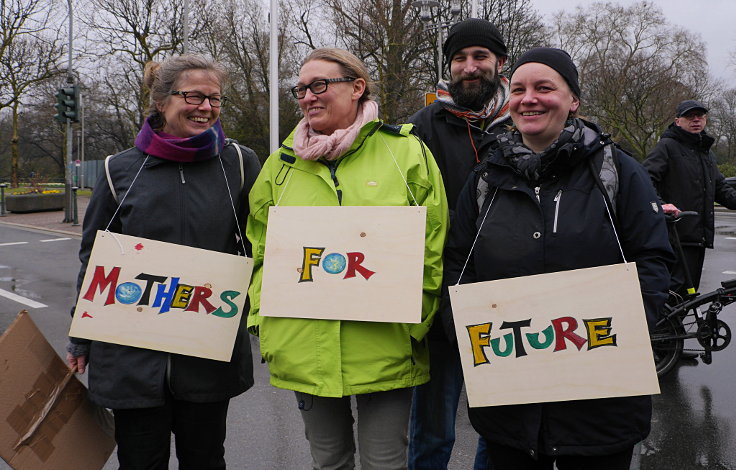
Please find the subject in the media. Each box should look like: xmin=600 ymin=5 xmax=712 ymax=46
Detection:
xmin=486 ymin=443 xmax=633 ymax=470
xmin=113 ymin=394 xmax=229 ymax=470
xmin=670 ymin=244 xmax=706 ymax=296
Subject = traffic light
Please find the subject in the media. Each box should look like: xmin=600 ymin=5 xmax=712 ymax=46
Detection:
xmin=53 ymin=85 xmax=80 ymax=123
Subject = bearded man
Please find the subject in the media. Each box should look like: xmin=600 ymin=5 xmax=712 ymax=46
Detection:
xmin=407 ymin=18 xmax=511 ymax=470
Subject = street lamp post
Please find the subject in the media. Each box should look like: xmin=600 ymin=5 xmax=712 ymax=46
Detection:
xmin=412 ymin=0 xmax=461 ymax=84
xmin=63 ymin=0 xmax=74 ymax=223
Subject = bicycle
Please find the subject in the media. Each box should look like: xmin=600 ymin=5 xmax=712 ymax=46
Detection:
xmin=650 ymin=211 xmax=736 ymax=377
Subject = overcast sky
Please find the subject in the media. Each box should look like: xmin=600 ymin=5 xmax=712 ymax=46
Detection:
xmin=529 ymin=0 xmax=736 ymax=81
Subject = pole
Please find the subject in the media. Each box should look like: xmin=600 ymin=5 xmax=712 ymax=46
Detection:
xmin=80 ymin=91 xmax=85 ymax=188
xmin=63 ymin=0 xmax=74 ymax=223
xmin=269 ymin=0 xmax=279 ymax=153
xmin=183 ymin=0 xmax=190 ymax=53
xmin=437 ymin=27 xmax=442 ymax=84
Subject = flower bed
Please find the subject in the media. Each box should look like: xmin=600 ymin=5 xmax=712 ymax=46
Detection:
xmin=5 ymin=193 xmax=65 ymax=213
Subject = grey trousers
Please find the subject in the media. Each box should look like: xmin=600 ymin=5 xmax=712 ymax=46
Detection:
xmin=295 ymin=387 xmax=413 ymax=470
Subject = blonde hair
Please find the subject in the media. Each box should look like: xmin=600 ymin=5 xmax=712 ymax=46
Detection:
xmin=143 ymin=54 xmax=228 ymax=129
xmin=301 ymin=48 xmax=373 ymax=103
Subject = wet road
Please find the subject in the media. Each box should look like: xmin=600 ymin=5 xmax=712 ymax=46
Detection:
xmin=2 ymin=213 xmax=736 ymax=469
xmin=640 ymin=210 xmax=736 ymax=470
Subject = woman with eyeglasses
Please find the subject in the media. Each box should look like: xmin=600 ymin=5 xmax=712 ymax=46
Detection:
xmin=246 ymin=48 xmax=448 ymax=469
xmin=66 ymin=54 xmax=260 ymax=469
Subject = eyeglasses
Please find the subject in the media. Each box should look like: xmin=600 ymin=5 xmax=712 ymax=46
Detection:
xmin=680 ymin=112 xmax=706 ymax=120
xmin=170 ymin=90 xmax=226 ymax=108
xmin=290 ymin=77 xmax=356 ymax=99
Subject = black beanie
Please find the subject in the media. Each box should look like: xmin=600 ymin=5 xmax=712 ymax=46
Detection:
xmin=512 ymin=47 xmax=581 ymax=98
xmin=442 ymin=18 xmax=507 ymax=64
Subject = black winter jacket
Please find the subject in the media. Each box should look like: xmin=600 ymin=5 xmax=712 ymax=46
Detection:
xmin=73 ymin=143 xmax=260 ymax=409
xmin=446 ymin=122 xmax=673 ymax=457
xmin=409 ymin=101 xmax=511 ymax=212
xmin=644 ymin=124 xmax=736 ymax=248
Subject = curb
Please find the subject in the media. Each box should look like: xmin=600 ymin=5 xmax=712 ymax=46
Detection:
xmin=0 ymin=220 xmax=82 ymax=238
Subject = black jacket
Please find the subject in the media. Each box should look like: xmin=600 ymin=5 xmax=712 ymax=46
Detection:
xmin=409 ymin=100 xmax=511 ymax=341
xmin=446 ymin=122 xmax=673 ymax=457
xmin=644 ymin=124 xmax=736 ymax=248
xmin=73 ymin=143 xmax=260 ymax=409
xmin=409 ymin=101 xmax=511 ymax=212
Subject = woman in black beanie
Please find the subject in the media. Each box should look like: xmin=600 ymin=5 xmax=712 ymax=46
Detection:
xmin=443 ymin=47 xmax=674 ymax=469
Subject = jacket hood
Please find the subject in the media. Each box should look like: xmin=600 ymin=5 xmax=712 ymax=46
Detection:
xmin=662 ymin=123 xmax=714 ymax=151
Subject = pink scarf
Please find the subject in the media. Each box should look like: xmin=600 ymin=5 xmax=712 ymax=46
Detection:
xmin=293 ymin=100 xmax=379 ymax=161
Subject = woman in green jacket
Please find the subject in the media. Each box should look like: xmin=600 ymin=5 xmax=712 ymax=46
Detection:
xmin=246 ymin=48 xmax=448 ymax=469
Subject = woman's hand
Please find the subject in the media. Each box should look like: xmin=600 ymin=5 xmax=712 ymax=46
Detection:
xmin=662 ymin=203 xmax=681 ymax=217
xmin=66 ymin=352 xmax=87 ymax=374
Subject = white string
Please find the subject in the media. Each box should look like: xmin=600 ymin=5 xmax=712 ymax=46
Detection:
xmin=456 ymin=187 xmax=498 ymax=285
xmin=602 ymin=192 xmax=628 ymax=264
xmin=103 ymin=155 xmax=150 ymax=255
xmin=104 ymin=155 xmax=149 ymax=233
xmin=275 ymin=168 xmax=294 ymax=207
xmin=379 ymin=133 xmax=420 ymax=206
xmin=218 ymin=155 xmax=248 ymax=255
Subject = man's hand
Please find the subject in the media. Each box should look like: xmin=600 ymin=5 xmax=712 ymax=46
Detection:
xmin=662 ymin=203 xmax=681 ymax=217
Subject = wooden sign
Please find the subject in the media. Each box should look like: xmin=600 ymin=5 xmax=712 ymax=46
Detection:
xmin=260 ymin=206 xmax=427 ymax=323
xmin=69 ymin=231 xmax=253 ymax=361
xmin=449 ymin=263 xmax=660 ymax=408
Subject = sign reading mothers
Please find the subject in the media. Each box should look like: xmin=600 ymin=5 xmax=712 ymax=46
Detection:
xmin=449 ymin=263 xmax=660 ymax=408
xmin=69 ymin=231 xmax=253 ymax=361
xmin=260 ymin=206 xmax=427 ymax=323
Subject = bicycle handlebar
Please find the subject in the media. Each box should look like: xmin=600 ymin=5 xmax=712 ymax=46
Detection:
xmin=665 ymin=210 xmax=699 ymax=222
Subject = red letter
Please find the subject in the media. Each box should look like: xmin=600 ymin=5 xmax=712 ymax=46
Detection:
xmin=82 ymin=266 xmax=121 ymax=306
xmin=344 ymin=252 xmax=375 ymax=280
xmin=551 ymin=316 xmax=587 ymax=351
xmin=185 ymin=286 xmax=217 ymax=314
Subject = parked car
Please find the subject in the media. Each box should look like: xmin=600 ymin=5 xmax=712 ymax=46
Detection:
xmin=726 ymin=176 xmax=736 ymax=191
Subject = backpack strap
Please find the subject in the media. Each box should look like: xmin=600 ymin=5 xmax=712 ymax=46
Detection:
xmin=104 ymin=154 xmax=118 ymax=204
xmin=225 ymin=139 xmax=245 ymax=191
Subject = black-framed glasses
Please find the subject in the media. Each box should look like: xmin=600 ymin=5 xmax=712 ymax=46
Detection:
xmin=170 ymin=90 xmax=226 ymax=108
xmin=290 ymin=77 xmax=356 ymax=99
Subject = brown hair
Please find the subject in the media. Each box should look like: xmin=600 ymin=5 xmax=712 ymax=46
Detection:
xmin=143 ymin=54 xmax=228 ymax=130
xmin=301 ymin=48 xmax=373 ymax=103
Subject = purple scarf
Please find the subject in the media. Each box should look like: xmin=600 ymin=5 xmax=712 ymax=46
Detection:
xmin=134 ymin=117 xmax=226 ymax=162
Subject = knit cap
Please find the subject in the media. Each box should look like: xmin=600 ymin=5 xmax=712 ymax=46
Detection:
xmin=442 ymin=18 xmax=507 ymax=63
xmin=512 ymin=47 xmax=581 ymax=98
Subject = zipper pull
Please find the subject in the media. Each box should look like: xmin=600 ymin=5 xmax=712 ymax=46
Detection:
xmin=179 ymin=164 xmax=186 ymax=184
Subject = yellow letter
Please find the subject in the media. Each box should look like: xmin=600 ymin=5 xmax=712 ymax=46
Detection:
xmin=585 ymin=317 xmax=617 ymax=349
xmin=466 ymin=322 xmax=493 ymax=366
xmin=300 ymin=247 xmax=325 ymax=283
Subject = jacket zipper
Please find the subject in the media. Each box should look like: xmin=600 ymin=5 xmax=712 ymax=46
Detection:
xmin=534 ymin=186 xmax=540 ymax=202
xmin=553 ymin=189 xmax=562 ymax=233
xmin=179 ymin=164 xmax=186 ymax=184
xmin=324 ymin=160 xmax=343 ymax=205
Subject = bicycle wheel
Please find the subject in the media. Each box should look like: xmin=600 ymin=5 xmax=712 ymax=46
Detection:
xmin=651 ymin=315 xmax=684 ymax=377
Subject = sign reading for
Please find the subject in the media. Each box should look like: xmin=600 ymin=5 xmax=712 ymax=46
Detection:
xmin=69 ymin=231 xmax=253 ymax=361
xmin=260 ymin=206 xmax=426 ymax=323
xmin=450 ymin=263 xmax=660 ymax=408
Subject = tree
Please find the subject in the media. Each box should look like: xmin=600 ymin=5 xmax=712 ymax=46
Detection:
xmin=550 ymin=1 xmax=707 ymax=160
xmin=0 ymin=0 xmax=64 ymax=186
xmin=709 ymin=88 xmax=736 ymax=163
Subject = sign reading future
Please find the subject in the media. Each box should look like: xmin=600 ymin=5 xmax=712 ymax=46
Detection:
xmin=69 ymin=231 xmax=253 ymax=361
xmin=259 ymin=206 xmax=427 ymax=323
xmin=450 ymin=263 xmax=660 ymax=408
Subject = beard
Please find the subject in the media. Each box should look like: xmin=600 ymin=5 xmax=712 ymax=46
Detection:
xmin=448 ymin=70 xmax=501 ymax=111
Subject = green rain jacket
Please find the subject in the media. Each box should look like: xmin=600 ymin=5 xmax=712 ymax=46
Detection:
xmin=247 ymin=120 xmax=448 ymax=397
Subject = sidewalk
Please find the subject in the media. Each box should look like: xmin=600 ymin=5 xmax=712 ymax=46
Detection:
xmin=0 ymin=195 xmax=89 ymax=236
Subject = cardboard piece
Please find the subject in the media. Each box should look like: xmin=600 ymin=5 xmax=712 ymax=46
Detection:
xmin=69 ymin=231 xmax=253 ymax=361
xmin=0 ymin=311 xmax=115 ymax=470
xmin=450 ymin=263 xmax=661 ymax=408
xmin=260 ymin=206 xmax=427 ymax=323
